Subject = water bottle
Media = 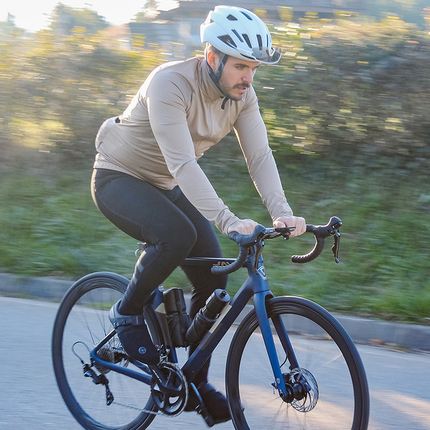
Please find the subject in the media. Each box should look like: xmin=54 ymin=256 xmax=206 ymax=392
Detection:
xmin=163 ymin=288 xmax=191 ymax=347
xmin=186 ymin=289 xmax=230 ymax=345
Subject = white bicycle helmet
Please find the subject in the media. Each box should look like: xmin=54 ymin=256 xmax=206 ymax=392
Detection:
xmin=200 ymin=5 xmax=281 ymax=64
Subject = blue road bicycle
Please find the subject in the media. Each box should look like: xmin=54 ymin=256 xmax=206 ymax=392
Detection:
xmin=52 ymin=217 xmax=369 ymax=429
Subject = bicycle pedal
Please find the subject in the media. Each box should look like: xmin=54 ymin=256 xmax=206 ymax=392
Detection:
xmin=186 ymin=400 xmax=216 ymax=427
xmin=198 ymin=405 xmax=215 ymax=428
xmin=185 ymin=383 xmax=215 ymax=427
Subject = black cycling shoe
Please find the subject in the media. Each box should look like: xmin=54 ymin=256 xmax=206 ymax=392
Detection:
xmin=109 ymin=300 xmax=159 ymax=364
xmin=186 ymin=383 xmax=231 ymax=425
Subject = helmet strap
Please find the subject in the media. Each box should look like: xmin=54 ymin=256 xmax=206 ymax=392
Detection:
xmin=207 ymin=53 xmax=230 ymax=108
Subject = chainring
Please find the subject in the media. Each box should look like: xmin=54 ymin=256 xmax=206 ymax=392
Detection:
xmin=151 ymin=362 xmax=188 ymax=416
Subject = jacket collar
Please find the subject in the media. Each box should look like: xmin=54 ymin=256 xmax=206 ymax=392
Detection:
xmin=199 ymin=58 xmax=224 ymax=102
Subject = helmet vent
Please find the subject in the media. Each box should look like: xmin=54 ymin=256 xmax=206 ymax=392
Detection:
xmin=256 ymin=34 xmax=263 ymax=50
xmin=218 ymin=35 xmax=237 ymax=48
xmin=242 ymin=33 xmax=252 ymax=49
xmin=240 ymin=11 xmax=253 ymax=20
xmin=232 ymin=29 xmax=244 ymax=43
xmin=227 ymin=14 xmax=238 ymax=21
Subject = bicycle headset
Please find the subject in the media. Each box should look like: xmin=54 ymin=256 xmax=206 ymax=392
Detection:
xmin=200 ymin=5 xmax=281 ymax=107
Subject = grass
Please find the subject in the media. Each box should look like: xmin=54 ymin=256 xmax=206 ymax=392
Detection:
xmin=1 ymin=147 xmax=429 ymax=325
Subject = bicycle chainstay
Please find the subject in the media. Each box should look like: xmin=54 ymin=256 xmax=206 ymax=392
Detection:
xmin=107 ymin=362 xmax=188 ymax=416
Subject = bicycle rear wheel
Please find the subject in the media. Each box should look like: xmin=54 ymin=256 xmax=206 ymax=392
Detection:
xmin=226 ymin=296 xmax=369 ymax=430
xmin=52 ymin=272 xmax=159 ymax=430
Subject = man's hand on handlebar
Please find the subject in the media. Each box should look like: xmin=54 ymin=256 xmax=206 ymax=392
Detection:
xmin=227 ymin=217 xmax=306 ymax=237
xmin=273 ymin=216 xmax=306 ymax=237
xmin=227 ymin=218 xmax=259 ymax=235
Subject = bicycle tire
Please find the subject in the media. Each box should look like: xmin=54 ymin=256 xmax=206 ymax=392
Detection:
xmin=226 ymin=296 xmax=369 ymax=430
xmin=52 ymin=272 xmax=160 ymax=430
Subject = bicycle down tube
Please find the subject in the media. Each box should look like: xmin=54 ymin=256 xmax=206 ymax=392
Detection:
xmin=183 ymin=255 xmax=289 ymax=398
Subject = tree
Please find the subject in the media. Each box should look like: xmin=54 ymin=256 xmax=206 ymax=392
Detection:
xmin=133 ymin=0 xmax=160 ymax=22
xmin=254 ymin=16 xmax=430 ymax=167
xmin=0 ymin=13 xmax=25 ymax=40
xmin=50 ymin=3 xmax=108 ymax=36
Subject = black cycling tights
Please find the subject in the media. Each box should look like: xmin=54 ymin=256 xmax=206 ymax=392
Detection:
xmin=91 ymin=169 xmax=227 ymax=320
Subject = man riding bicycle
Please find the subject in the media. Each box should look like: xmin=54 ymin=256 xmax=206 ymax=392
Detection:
xmin=91 ymin=5 xmax=306 ymax=424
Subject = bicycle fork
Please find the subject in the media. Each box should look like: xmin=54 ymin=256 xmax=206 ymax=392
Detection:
xmin=253 ymin=272 xmax=300 ymax=401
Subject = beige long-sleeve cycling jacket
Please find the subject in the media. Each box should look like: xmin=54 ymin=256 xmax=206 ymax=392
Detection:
xmin=94 ymin=57 xmax=293 ymax=234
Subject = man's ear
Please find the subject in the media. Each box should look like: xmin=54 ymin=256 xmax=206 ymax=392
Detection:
xmin=206 ymin=49 xmax=218 ymax=72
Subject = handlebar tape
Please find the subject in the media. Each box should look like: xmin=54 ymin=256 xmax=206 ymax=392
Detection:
xmin=291 ymin=216 xmax=342 ymax=264
xmin=227 ymin=225 xmax=266 ymax=248
xmin=211 ymin=246 xmax=248 ymax=275
xmin=210 ymin=225 xmax=265 ymax=275
xmin=291 ymin=225 xmax=325 ymax=263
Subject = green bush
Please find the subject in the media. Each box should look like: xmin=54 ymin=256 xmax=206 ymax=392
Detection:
xmin=1 ymin=15 xmax=430 ymax=167
xmin=0 ymin=28 xmax=161 ymax=164
xmin=254 ymin=16 xmax=430 ymax=168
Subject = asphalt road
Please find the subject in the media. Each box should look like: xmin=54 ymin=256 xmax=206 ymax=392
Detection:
xmin=1 ymin=297 xmax=429 ymax=430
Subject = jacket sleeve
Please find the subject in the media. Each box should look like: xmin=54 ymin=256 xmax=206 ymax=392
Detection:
xmin=146 ymin=71 xmax=239 ymax=234
xmin=233 ymin=87 xmax=293 ymax=220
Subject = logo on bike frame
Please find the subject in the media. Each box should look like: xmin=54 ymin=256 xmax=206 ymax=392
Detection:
xmin=214 ymin=261 xmax=232 ymax=267
xmin=257 ymin=265 xmax=267 ymax=280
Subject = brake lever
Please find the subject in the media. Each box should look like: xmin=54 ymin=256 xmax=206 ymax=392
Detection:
xmin=253 ymin=242 xmax=264 ymax=272
xmin=332 ymin=231 xmax=340 ymax=264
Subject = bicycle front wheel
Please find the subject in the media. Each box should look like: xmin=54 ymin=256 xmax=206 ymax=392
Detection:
xmin=226 ymin=296 xmax=369 ymax=430
xmin=52 ymin=272 xmax=159 ymax=430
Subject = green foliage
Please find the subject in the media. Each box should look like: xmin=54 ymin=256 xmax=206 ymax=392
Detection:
xmin=2 ymin=12 xmax=430 ymax=168
xmin=0 ymin=26 xmax=161 ymax=164
xmin=0 ymin=169 xmax=137 ymax=279
xmin=203 ymin=149 xmax=430 ymax=324
xmin=255 ymin=17 xmax=430 ymax=168
xmin=1 ymin=159 xmax=428 ymax=324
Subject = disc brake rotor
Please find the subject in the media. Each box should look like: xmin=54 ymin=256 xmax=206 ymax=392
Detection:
xmin=284 ymin=368 xmax=319 ymax=412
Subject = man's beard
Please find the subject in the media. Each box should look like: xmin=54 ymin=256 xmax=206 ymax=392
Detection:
xmin=219 ymin=79 xmax=250 ymax=101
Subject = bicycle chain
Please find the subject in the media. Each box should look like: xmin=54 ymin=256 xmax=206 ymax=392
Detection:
xmin=112 ymin=362 xmax=187 ymax=417
xmin=112 ymin=400 xmax=161 ymax=415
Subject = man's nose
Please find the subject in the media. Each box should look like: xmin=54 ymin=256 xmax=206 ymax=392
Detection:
xmin=242 ymin=69 xmax=254 ymax=84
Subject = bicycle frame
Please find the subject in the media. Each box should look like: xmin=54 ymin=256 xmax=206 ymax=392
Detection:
xmin=89 ymin=251 xmax=299 ymax=399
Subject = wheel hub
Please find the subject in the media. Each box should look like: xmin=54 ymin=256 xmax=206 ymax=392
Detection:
xmin=95 ymin=340 xmax=129 ymax=374
xmin=281 ymin=368 xmax=319 ymax=412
